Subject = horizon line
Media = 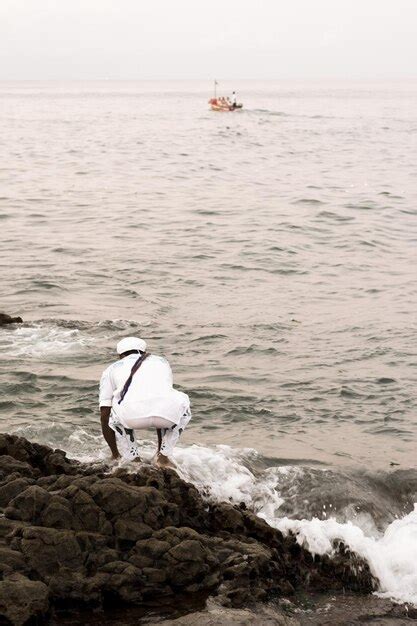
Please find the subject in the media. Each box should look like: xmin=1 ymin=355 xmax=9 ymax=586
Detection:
xmin=1 ymin=77 xmax=417 ymax=82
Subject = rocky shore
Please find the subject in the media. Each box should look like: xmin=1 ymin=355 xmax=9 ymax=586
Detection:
xmin=0 ymin=434 xmax=380 ymax=624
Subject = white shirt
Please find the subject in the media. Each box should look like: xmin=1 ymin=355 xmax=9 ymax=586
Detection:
xmin=99 ymin=353 xmax=190 ymax=426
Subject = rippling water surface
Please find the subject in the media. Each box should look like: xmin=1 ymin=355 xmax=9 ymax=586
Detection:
xmin=1 ymin=80 xmax=416 ymax=464
xmin=1 ymin=80 xmax=417 ymax=604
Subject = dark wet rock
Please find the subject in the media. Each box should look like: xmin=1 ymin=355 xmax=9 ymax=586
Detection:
xmin=0 ymin=547 xmax=27 ymax=576
xmin=0 ymin=313 xmax=23 ymax=326
xmin=0 ymin=573 xmax=49 ymax=626
xmin=0 ymin=434 xmax=377 ymax=625
xmin=114 ymin=518 xmax=153 ymax=543
xmin=0 ymin=477 xmax=33 ymax=507
xmin=0 ymin=434 xmax=80 ymax=477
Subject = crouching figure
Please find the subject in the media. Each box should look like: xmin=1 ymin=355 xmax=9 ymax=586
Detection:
xmin=99 ymin=337 xmax=191 ymax=466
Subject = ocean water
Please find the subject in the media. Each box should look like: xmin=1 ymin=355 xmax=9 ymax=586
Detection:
xmin=1 ymin=80 xmax=417 ymax=606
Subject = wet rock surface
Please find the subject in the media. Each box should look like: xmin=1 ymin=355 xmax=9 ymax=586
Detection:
xmin=0 ymin=313 xmax=23 ymax=326
xmin=47 ymin=596 xmax=417 ymax=626
xmin=158 ymin=595 xmax=417 ymax=625
xmin=158 ymin=602 xmax=298 ymax=625
xmin=0 ymin=434 xmax=377 ymax=625
xmin=294 ymin=592 xmax=417 ymax=625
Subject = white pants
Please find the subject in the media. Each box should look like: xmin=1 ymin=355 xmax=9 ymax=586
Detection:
xmin=110 ymin=408 xmax=191 ymax=460
xmin=123 ymin=415 xmax=174 ymax=430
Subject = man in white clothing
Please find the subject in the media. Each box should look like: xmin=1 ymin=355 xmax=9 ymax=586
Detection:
xmin=99 ymin=337 xmax=191 ymax=466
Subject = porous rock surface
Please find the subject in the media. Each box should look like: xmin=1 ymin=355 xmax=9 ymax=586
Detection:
xmin=0 ymin=434 xmax=375 ymax=624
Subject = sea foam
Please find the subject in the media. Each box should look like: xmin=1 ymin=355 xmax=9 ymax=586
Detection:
xmin=0 ymin=323 xmax=92 ymax=358
xmin=274 ymin=506 xmax=417 ymax=606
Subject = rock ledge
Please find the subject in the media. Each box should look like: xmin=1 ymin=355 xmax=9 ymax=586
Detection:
xmin=0 ymin=434 xmax=375 ymax=624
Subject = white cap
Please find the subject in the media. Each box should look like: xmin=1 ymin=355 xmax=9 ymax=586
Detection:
xmin=116 ymin=336 xmax=147 ymax=355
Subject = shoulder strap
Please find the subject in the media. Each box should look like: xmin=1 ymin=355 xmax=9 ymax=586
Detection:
xmin=118 ymin=352 xmax=151 ymax=405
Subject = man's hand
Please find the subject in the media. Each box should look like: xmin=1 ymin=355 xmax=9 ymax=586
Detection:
xmin=100 ymin=406 xmax=120 ymax=460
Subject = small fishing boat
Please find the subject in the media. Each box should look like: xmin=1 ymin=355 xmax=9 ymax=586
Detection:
xmin=208 ymin=98 xmax=243 ymax=112
xmin=208 ymin=81 xmax=243 ymax=111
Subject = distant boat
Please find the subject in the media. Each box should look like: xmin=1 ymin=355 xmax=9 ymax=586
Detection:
xmin=208 ymin=81 xmax=243 ymax=111
xmin=208 ymin=98 xmax=243 ymax=112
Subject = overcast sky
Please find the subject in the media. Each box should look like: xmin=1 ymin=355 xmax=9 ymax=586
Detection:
xmin=1 ymin=0 xmax=416 ymax=80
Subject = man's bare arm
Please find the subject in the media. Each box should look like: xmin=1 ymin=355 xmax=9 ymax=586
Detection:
xmin=100 ymin=406 xmax=120 ymax=459
xmin=157 ymin=428 xmax=162 ymax=452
